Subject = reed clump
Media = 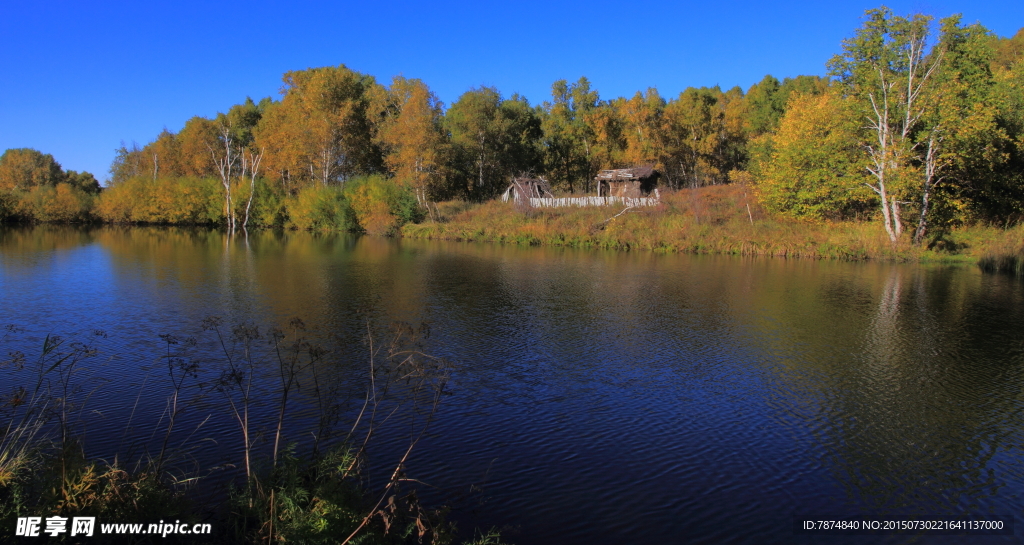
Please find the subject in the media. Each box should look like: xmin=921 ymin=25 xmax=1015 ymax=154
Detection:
xmin=977 ymin=224 xmax=1024 ymax=277
xmin=0 ymin=321 xmax=506 ymax=544
xmin=404 ymin=185 xmax=1014 ymax=265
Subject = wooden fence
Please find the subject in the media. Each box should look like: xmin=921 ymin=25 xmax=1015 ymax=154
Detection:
xmin=526 ymin=196 xmax=660 ymax=208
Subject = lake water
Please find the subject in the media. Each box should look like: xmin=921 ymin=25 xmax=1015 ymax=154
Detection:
xmin=2 ymin=225 xmax=1024 ymax=544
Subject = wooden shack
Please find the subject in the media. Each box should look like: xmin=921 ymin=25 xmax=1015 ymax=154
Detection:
xmin=501 ymin=176 xmax=553 ymax=202
xmin=594 ymin=167 xmax=659 ymax=198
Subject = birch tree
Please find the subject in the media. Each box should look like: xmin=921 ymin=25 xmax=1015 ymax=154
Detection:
xmin=211 ymin=116 xmax=240 ymax=232
xmin=829 ymin=8 xmax=942 ymax=243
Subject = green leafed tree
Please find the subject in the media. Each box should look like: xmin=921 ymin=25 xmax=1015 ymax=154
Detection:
xmin=744 ymin=75 xmax=785 ymax=137
xmin=541 ymin=77 xmax=600 ymax=193
xmin=445 ymin=87 xmax=542 ymax=199
xmin=64 ymin=170 xmax=101 ymax=195
xmin=911 ymin=16 xmax=1006 ymax=240
xmin=828 ymin=8 xmax=943 ymax=242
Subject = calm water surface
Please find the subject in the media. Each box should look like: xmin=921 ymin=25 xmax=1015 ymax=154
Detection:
xmin=2 ymin=225 xmax=1024 ymax=544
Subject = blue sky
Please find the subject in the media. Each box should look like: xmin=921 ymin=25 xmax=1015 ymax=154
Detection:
xmin=2 ymin=1 xmax=1021 ymax=182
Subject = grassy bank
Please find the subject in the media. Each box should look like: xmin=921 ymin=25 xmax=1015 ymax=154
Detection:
xmin=0 ymin=321 xmax=505 ymax=544
xmin=404 ymin=185 xmax=1024 ymax=268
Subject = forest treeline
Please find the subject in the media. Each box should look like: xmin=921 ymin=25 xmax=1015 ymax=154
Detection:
xmin=1 ymin=8 xmax=1023 ymax=241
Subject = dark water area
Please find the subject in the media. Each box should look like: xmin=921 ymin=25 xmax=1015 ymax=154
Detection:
xmin=2 ymin=224 xmax=1024 ymax=544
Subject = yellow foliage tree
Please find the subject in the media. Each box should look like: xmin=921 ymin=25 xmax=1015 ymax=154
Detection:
xmin=617 ymin=89 xmax=664 ymax=168
xmin=755 ymin=91 xmax=875 ymax=220
xmin=257 ymin=65 xmax=382 ymax=190
xmin=375 ymin=76 xmax=447 ymax=204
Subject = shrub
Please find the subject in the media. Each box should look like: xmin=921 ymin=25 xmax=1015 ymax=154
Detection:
xmin=15 ymin=183 xmax=94 ymax=223
xmin=287 ymin=184 xmax=357 ymax=231
xmin=346 ymin=175 xmax=424 ymax=236
xmin=0 ymin=190 xmax=22 ymax=221
xmin=233 ymin=178 xmax=287 ymax=228
xmin=95 ymin=176 xmax=223 ymax=224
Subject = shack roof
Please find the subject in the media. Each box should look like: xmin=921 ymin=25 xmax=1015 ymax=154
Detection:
xmin=594 ymin=166 xmax=657 ymax=181
xmin=512 ymin=176 xmax=550 ymax=188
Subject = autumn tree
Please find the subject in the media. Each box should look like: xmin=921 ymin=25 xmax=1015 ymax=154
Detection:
xmin=719 ymin=86 xmax=750 ymax=172
xmin=660 ymin=87 xmax=724 ymax=188
xmin=374 ymin=76 xmax=447 ymax=204
xmin=755 ymin=90 xmax=874 ymax=219
xmin=992 ymin=28 xmax=1024 ymax=72
xmin=744 ymin=75 xmax=830 ymax=137
xmin=257 ymin=65 xmax=383 ymax=190
xmin=147 ymin=130 xmax=181 ymax=180
xmin=0 ymin=148 xmax=65 ymax=191
xmin=583 ymin=100 xmax=626 ymax=172
xmin=109 ymin=142 xmax=144 ymax=185
xmin=176 ymin=117 xmax=220 ymax=178
xmin=616 ymin=88 xmax=664 ymax=169
xmin=210 ymin=114 xmax=241 ymax=231
xmin=0 ymin=149 xmax=99 ymax=222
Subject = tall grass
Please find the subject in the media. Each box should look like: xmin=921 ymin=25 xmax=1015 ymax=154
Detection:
xmin=0 ymin=320 xmax=505 ymax=544
xmin=977 ymin=225 xmax=1024 ymax=276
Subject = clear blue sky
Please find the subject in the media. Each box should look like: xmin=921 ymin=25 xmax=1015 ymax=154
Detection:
xmin=2 ymin=0 xmax=1021 ymax=182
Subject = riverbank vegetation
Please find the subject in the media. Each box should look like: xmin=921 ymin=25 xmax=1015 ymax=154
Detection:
xmin=1 ymin=8 xmax=1023 ymax=270
xmin=405 ymin=184 xmax=1024 ymax=264
xmin=0 ymin=322 xmax=505 ymax=544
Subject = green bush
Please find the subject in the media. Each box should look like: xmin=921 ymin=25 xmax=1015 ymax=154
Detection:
xmin=286 ymin=184 xmax=358 ymax=231
xmin=233 ymin=178 xmax=287 ymax=228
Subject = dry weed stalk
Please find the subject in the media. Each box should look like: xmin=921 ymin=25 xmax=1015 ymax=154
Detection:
xmin=340 ymin=321 xmax=452 ymax=545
